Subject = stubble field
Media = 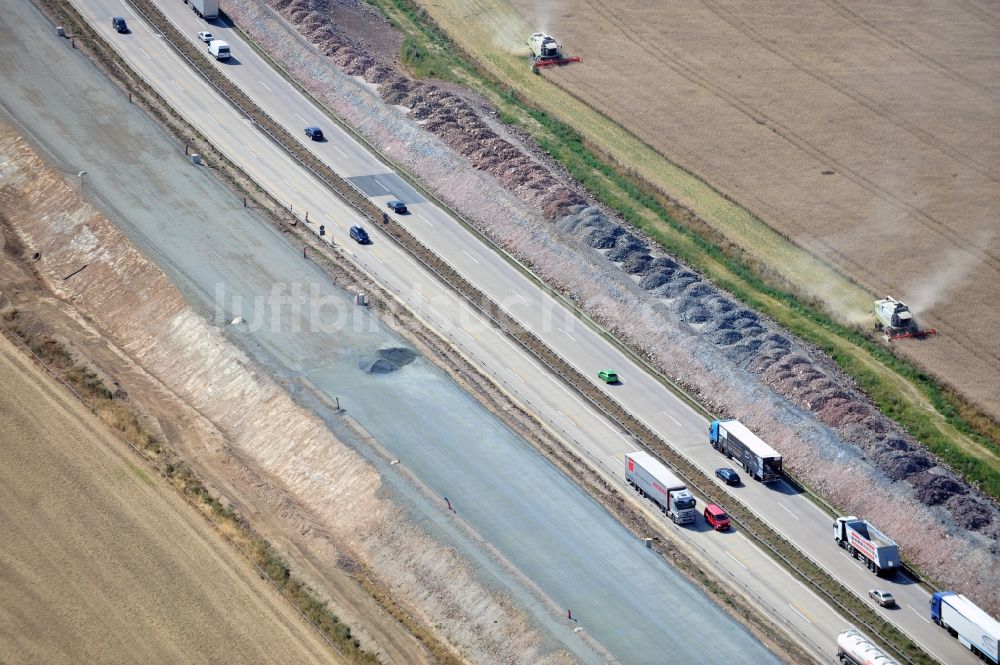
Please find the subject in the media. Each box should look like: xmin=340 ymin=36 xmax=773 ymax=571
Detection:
xmin=509 ymin=0 xmax=1000 ymax=417
xmin=0 ymin=335 xmax=339 ymax=665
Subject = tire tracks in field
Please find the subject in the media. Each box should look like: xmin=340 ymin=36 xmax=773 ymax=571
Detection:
xmin=697 ymin=0 xmax=1000 ymax=182
xmin=948 ymin=0 xmax=1000 ymax=31
xmin=822 ymin=0 xmax=1000 ymax=103
xmin=578 ymin=0 xmax=1000 ymax=278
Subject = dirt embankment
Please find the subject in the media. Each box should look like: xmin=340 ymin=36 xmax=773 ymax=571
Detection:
xmin=0 ymin=336 xmax=341 ymax=665
xmin=0 ymin=124 xmax=570 ymax=665
xmin=226 ymin=0 xmax=999 ymax=612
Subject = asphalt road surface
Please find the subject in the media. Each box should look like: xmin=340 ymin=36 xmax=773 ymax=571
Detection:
xmin=12 ymin=0 xmax=984 ymax=662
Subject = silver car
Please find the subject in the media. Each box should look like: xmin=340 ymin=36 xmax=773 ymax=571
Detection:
xmin=197 ymin=31 xmax=214 ymax=43
xmin=868 ymin=589 xmax=895 ymax=607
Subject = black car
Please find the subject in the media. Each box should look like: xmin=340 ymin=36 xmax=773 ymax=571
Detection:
xmin=349 ymin=225 xmax=370 ymax=244
xmin=304 ymin=126 xmax=325 ymax=141
xmin=715 ymin=467 xmax=741 ymax=486
xmin=112 ymin=16 xmax=129 ymax=33
xmin=386 ymin=199 xmax=408 ymax=214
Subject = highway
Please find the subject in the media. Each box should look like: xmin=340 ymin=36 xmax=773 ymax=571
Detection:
xmin=65 ymin=0 xmax=979 ymax=663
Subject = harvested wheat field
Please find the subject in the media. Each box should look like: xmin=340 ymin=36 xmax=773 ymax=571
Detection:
xmin=0 ymin=335 xmax=339 ymax=665
xmin=500 ymin=0 xmax=1000 ymax=417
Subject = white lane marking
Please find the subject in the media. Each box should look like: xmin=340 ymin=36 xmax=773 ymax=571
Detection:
xmin=460 ymin=328 xmax=476 ymax=341
xmin=559 ymin=327 xmax=577 ymax=342
xmin=258 ymin=80 xmax=273 ymax=93
xmin=333 ymin=145 xmax=347 ymax=157
xmin=371 ymin=253 xmax=384 ymax=265
xmin=138 ymin=48 xmax=152 ymax=60
xmin=788 ymin=604 xmax=812 ymax=624
xmin=373 ymin=178 xmax=389 ymax=193
xmin=295 ymin=112 xmax=306 ymax=123
xmin=778 ymin=503 xmax=800 ymax=520
xmin=462 ymin=250 xmax=480 ymax=264
xmin=283 ymin=178 xmax=300 ymax=194
xmin=510 ymin=289 xmax=528 ymax=303
xmin=244 ymin=145 xmax=259 ymax=158
xmin=661 ymin=410 xmax=681 ymax=426
xmin=725 ymin=551 xmax=748 ymax=570
xmin=209 ymin=114 xmax=222 ymax=125
xmin=908 ymin=604 xmax=931 ymax=623
xmin=416 ymin=213 xmax=433 ymax=227
xmin=170 ymin=79 xmax=184 ymax=91
xmin=324 ymin=213 xmax=336 ymax=223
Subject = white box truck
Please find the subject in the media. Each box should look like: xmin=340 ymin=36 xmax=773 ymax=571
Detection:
xmin=931 ymin=592 xmax=1000 ymax=664
xmin=190 ymin=0 xmax=219 ymax=20
xmin=833 ymin=517 xmax=900 ymax=577
xmin=208 ymin=40 xmax=230 ymax=61
xmin=836 ymin=629 xmax=898 ymax=665
xmin=625 ymin=451 xmax=696 ymax=525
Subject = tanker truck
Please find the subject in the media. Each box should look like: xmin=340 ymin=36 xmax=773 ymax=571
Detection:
xmin=837 ymin=629 xmax=899 ymax=665
xmin=625 ymin=451 xmax=696 ymax=525
xmin=834 ymin=517 xmax=900 ymax=577
xmin=930 ymin=592 xmax=1000 ymax=664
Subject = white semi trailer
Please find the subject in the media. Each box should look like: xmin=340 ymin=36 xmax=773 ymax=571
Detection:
xmin=931 ymin=592 xmax=1000 ymax=664
xmin=836 ymin=629 xmax=898 ymax=665
xmin=190 ymin=0 xmax=219 ymax=20
xmin=625 ymin=451 xmax=696 ymax=525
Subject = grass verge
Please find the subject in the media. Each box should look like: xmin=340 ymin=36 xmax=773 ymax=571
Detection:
xmin=370 ymin=0 xmax=1000 ymax=501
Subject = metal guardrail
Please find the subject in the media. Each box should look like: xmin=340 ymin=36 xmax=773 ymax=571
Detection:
xmin=61 ymin=2 xmax=934 ymax=663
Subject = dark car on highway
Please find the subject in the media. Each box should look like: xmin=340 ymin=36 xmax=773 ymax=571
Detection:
xmin=304 ymin=126 xmax=325 ymax=141
xmin=112 ymin=16 xmax=129 ymax=33
xmin=715 ymin=467 xmax=741 ymax=486
xmin=349 ymin=225 xmax=370 ymax=244
xmin=386 ymin=199 xmax=408 ymax=214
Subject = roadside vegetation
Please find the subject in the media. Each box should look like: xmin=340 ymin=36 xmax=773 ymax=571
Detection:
xmin=370 ymin=0 xmax=1000 ymax=502
xmin=0 ymin=314 xmax=377 ymax=665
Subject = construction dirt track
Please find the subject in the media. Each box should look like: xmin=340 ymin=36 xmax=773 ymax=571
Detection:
xmin=0 ymin=335 xmax=339 ymax=665
xmin=513 ymin=0 xmax=1000 ymax=418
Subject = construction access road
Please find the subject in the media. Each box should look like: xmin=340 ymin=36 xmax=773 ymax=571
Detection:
xmin=55 ymin=0 xmax=978 ymax=663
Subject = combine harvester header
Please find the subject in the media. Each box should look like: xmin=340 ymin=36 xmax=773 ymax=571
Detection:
xmin=528 ymin=32 xmax=582 ymax=70
xmin=872 ymin=295 xmax=937 ymax=342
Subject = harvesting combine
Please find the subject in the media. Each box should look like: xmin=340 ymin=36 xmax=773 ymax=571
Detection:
xmin=527 ymin=33 xmax=581 ymax=71
xmin=872 ymin=295 xmax=936 ymax=341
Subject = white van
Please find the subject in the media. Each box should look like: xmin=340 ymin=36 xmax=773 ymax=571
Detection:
xmin=208 ymin=40 xmax=230 ymax=61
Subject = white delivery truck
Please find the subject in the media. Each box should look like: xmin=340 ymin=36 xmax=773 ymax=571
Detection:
xmin=208 ymin=40 xmax=230 ymax=61
xmin=625 ymin=451 xmax=696 ymax=525
xmin=931 ymin=592 xmax=1000 ymax=664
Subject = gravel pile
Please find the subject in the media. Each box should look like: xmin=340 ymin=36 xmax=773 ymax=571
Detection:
xmin=554 ymin=205 xmax=998 ymax=537
xmin=358 ymin=347 xmax=417 ymax=374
